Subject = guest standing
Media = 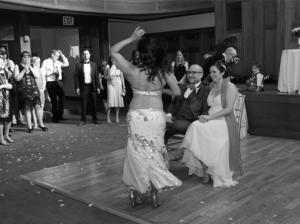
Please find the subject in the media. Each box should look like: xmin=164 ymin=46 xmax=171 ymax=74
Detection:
xmin=41 ymin=49 xmax=69 ymax=123
xmin=98 ymin=58 xmax=109 ymax=113
xmin=13 ymin=51 xmax=48 ymax=133
xmin=130 ymin=50 xmax=140 ymax=66
xmin=111 ymin=27 xmax=182 ymax=208
xmin=106 ymin=57 xmax=125 ymax=123
xmin=180 ymin=61 xmax=242 ymax=187
xmin=171 ymin=50 xmax=189 ymax=84
xmin=0 ymin=48 xmax=23 ymax=126
xmin=74 ymin=49 xmax=101 ymax=126
xmin=31 ymin=56 xmax=46 ymax=129
xmin=0 ymin=58 xmax=14 ymax=145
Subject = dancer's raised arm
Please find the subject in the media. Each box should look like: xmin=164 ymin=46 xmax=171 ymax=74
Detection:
xmin=110 ymin=27 xmax=145 ymax=75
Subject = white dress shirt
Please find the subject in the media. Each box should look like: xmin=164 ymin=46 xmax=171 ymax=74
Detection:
xmin=41 ymin=55 xmax=69 ymax=82
xmin=184 ymin=82 xmax=201 ymax=98
xmin=83 ymin=62 xmax=91 ymax=84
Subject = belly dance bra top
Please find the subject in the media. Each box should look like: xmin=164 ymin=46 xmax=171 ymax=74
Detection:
xmin=132 ymin=87 xmax=162 ymax=96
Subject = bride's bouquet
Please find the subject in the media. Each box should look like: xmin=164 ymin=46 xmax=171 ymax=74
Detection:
xmin=292 ymin=27 xmax=300 ymax=37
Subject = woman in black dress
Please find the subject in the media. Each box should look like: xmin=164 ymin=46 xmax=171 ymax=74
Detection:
xmin=171 ymin=50 xmax=189 ymax=84
xmin=0 ymin=58 xmax=14 ymax=145
xmin=13 ymin=51 xmax=48 ymax=133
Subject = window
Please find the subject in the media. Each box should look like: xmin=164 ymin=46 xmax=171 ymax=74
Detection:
xmin=226 ymin=2 xmax=242 ymax=31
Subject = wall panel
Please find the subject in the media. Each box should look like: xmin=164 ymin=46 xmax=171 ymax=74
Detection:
xmin=264 ymin=29 xmax=277 ymax=77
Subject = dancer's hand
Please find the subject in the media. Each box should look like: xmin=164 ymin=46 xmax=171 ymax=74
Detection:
xmin=130 ymin=27 xmax=145 ymax=41
xmin=97 ymin=88 xmax=100 ymax=94
xmin=76 ymin=88 xmax=80 ymax=95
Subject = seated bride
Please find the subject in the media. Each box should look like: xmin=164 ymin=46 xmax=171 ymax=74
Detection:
xmin=179 ymin=60 xmax=243 ymax=188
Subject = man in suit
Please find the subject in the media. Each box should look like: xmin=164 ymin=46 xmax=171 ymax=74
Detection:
xmin=165 ymin=64 xmax=210 ymax=161
xmin=74 ymin=49 xmax=101 ymax=126
xmin=202 ymin=47 xmax=238 ymax=86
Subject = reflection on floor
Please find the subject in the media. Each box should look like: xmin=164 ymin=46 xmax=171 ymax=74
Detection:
xmin=20 ymin=135 xmax=300 ymax=224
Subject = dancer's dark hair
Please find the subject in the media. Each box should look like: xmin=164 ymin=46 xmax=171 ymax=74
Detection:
xmin=137 ymin=37 xmax=172 ymax=84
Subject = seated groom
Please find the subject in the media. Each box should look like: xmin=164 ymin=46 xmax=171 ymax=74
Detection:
xmin=165 ymin=64 xmax=210 ymax=161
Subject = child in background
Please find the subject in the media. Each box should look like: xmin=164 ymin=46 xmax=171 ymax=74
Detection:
xmin=246 ymin=61 xmax=264 ymax=92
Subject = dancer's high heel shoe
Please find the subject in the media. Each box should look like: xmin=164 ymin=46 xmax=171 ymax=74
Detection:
xmin=129 ymin=190 xmax=143 ymax=207
xmin=150 ymin=190 xmax=161 ymax=208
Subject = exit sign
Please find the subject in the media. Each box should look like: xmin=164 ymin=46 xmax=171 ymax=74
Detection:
xmin=63 ymin=16 xmax=74 ymax=26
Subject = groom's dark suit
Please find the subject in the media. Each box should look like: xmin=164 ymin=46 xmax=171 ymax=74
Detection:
xmin=164 ymin=82 xmax=210 ymax=145
xmin=74 ymin=61 xmax=100 ymax=122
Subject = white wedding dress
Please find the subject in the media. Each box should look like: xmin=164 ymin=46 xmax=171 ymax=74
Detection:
xmin=181 ymin=91 xmax=238 ymax=188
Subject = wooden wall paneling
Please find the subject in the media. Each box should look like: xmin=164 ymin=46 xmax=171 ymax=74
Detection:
xmin=165 ymin=35 xmax=179 ymax=63
xmin=185 ymin=33 xmax=201 ymax=66
xmin=276 ymin=0 xmax=294 ymax=69
xmin=241 ymin=1 xmax=253 ymax=77
xmin=253 ymin=0 xmax=264 ymax=69
xmin=245 ymin=92 xmax=300 ymax=140
xmin=19 ymin=13 xmax=31 ymax=54
xmin=79 ymin=27 xmax=100 ymax=64
xmin=264 ymin=29 xmax=277 ymax=77
xmin=292 ymin=0 xmax=300 ymax=27
xmin=264 ymin=0 xmax=277 ymax=27
xmin=98 ymin=19 xmax=109 ymax=62
xmin=214 ymin=0 xmax=226 ymax=44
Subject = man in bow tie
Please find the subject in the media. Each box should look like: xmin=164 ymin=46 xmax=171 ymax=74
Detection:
xmin=74 ymin=49 xmax=101 ymax=126
xmin=165 ymin=64 xmax=210 ymax=161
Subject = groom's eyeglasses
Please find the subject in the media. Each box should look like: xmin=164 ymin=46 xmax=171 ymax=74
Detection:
xmin=186 ymin=71 xmax=201 ymax=75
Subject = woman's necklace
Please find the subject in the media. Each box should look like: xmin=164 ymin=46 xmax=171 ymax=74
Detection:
xmin=213 ymin=85 xmax=221 ymax=92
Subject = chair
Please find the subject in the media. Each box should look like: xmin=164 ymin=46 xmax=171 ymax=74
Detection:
xmin=167 ymin=94 xmax=248 ymax=150
xmin=233 ymin=94 xmax=248 ymax=139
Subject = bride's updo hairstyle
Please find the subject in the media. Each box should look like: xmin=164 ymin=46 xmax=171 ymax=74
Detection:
xmin=137 ymin=37 xmax=172 ymax=83
xmin=213 ymin=60 xmax=231 ymax=78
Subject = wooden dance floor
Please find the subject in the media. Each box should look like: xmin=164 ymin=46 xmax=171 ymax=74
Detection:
xmin=19 ymin=136 xmax=300 ymax=224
